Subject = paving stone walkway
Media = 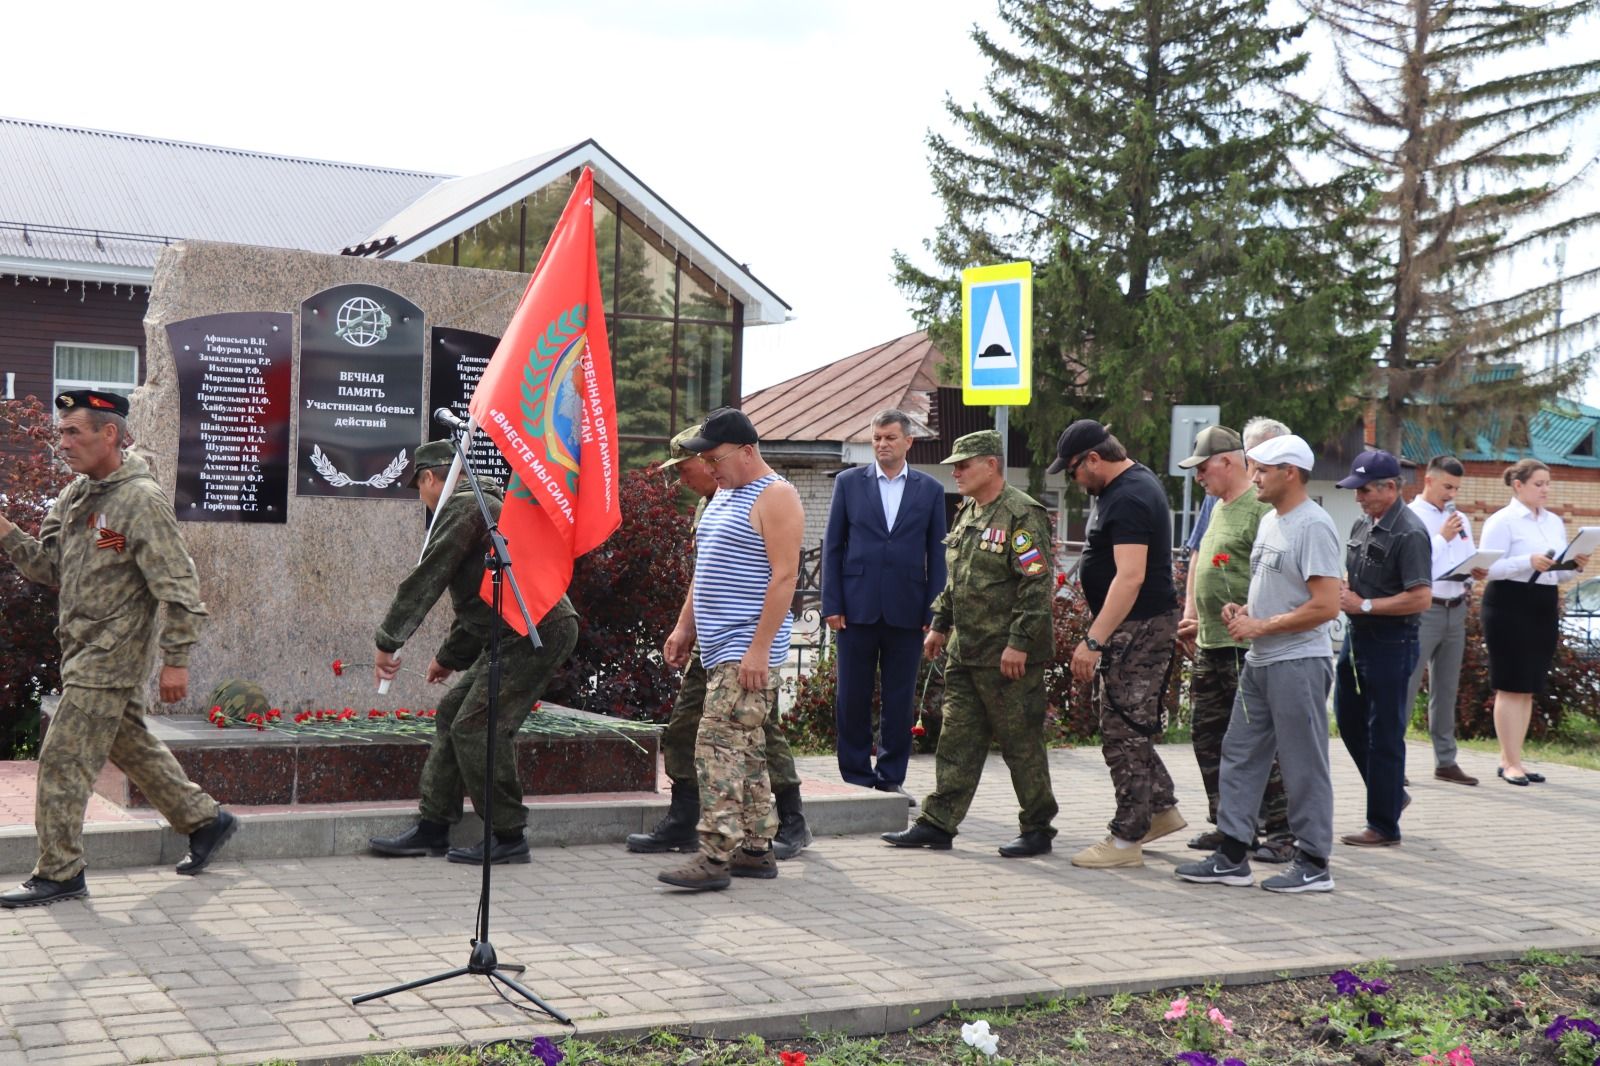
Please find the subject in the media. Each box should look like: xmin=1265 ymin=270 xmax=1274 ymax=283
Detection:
xmin=3 ymin=742 xmax=1598 ymax=1066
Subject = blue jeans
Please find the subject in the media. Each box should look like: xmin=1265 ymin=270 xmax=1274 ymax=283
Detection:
xmin=1334 ymin=624 xmax=1420 ymax=840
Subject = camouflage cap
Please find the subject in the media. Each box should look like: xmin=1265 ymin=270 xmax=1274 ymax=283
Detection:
xmin=207 ymin=679 xmax=271 ymax=723
xmin=407 ymin=439 xmax=457 ymax=487
xmin=660 ymin=424 xmax=704 ymax=470
xmin=940 ymin=429 xmax=1003 ymax=464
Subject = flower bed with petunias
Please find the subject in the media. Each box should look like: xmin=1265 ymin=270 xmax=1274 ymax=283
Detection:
xmin=307 ymin=951 xmax=1600 ymax=1065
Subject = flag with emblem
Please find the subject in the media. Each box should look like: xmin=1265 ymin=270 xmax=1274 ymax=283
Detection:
xmin=467 ymin=167 xmax=620 ymax=633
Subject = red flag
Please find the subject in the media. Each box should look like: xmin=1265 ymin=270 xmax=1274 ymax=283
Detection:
xmin=468 ymin=167 xmax=620 ymax=633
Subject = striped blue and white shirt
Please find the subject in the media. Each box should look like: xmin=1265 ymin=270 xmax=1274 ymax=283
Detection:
xmin=693 ymin=473 xmax=794 ymax=669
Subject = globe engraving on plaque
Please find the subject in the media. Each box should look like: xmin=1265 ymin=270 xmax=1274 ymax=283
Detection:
xmin=335 ymin=296 xmax=392 ymax=347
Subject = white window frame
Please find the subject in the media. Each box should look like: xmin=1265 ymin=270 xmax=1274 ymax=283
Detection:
xmin=53 ymin=342 xmax=139 ymax=397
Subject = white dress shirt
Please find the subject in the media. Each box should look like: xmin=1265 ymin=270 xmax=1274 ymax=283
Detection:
xmin=1480 ymin=497 xmax=1583 ymax=587
xmin=875 ymin=461 xmax=909 ymax=531
xmin=1409 ymin=496 xmax=1477 ymax=600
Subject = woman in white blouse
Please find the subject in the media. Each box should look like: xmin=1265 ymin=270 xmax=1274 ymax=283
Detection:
xmin=1478 ymin=459 xmax=1590 ymax=786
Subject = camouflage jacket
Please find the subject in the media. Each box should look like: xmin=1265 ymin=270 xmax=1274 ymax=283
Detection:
xmin=376 ymin=479 xmax=575 ymax=668
xmin=930 ymin=483 xmax=1054 ymax=667
xmin=1 ymin=453 xmax=207 ymax=688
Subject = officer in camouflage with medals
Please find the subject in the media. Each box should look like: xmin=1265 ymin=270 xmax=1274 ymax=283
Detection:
xmin=625 ymin=425 xmax=811 ymax=859
xmin=368 ymin=440 xmax=579 ymax=865
xmin=1 ymin=390 xmax=237 ymax=908
xmin=881 ymin=430 xmax=1059 ymax=857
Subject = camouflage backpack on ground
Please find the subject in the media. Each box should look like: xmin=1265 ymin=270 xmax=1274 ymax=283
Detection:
xmin=207 ymin=679 xmax=271 ymax=723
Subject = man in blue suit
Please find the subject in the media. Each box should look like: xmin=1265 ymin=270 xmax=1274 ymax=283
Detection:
xmin=824 ymin=409 xmax=949 ymax=800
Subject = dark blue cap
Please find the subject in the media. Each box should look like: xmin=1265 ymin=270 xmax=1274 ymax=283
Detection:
xmin=1335 ymin=449 xmax=1402 ymax=488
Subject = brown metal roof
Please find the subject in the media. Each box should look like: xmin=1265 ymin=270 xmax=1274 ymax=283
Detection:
xmin=742 ymin=331 xmax=943 ymax=444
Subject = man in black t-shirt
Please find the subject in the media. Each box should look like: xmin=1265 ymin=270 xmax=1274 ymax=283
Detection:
xmin=1049 ymin=420 xmax=1185 ymax=870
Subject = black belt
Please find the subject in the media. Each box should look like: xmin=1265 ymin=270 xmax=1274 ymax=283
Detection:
xmin=1431 ymin=594 xmax=1466 ymax=609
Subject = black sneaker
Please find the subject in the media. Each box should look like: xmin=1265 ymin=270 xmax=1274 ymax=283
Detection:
xmin=1 ymin=872 xmax=89 ymax=908
xmin=1261 ymin=858 xmax=1334 ymax=894
xmin=1174 ymin=851 xmax=1254 ymax=887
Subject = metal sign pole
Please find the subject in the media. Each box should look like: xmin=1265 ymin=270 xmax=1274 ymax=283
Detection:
xmin=996 ymin=405 xmax=1009 ymax=472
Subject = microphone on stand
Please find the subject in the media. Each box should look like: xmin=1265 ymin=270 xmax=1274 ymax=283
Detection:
xmin=433 ymin=407 xmax=470 ymax=434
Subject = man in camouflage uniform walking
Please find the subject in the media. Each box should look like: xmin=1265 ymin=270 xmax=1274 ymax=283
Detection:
xmin=1176 ymin=424 xmax=1293 ymax=862
xmin=1 ymin=389 xmax=237 ymax=908
xmin=625 ymin=425 xmax=811 ymax=858
xmin=367 ymin=440 xmax=579 ymax=865
xmin=1052 ymin=419 xmax=1187 ymax=870
xmin=881 ymin=430 xmax=1058 ymax=857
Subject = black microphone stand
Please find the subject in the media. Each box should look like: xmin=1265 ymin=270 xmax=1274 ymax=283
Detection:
xmin=354 ymin=426 xmax=567 ymax=1024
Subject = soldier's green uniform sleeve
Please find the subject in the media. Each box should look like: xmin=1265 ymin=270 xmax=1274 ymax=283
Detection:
xmin=1006 ymin=503 xmax=1055 ymax=656
xmin=1 ymin=493 xmax=67 ymax=588
xmin=376 ymin=493 xmax=481 ymax=657
xmin=128 ymin=486 xmax=208 ymax=669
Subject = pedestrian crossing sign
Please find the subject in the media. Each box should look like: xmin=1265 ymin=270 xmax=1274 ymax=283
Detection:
xmin=961 ymin=261 xmax=1032 ymax=406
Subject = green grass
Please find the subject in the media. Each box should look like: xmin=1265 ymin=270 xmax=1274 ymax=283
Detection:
xmin=1411 ymin=709 xmax=1600 ymax=773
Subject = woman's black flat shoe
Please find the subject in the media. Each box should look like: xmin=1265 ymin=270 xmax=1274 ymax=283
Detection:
xmin=1525 ymin=771 xmax=1546 ymax=783
xmin=1502 ymin=771 xmax=1530 ymax=786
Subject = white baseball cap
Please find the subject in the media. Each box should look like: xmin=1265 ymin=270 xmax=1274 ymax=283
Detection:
xmin=1246 ymin=433 xmax=1315 ymax=471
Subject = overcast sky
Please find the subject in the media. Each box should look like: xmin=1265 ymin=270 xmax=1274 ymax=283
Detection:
xmin=5 ymin=0 xmax=1594 ymax=400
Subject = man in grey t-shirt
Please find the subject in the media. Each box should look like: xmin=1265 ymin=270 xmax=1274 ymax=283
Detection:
xmin=1175 ymin=433 xmax=1343 ymax=894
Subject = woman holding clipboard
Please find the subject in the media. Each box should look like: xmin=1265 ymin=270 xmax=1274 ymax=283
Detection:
xmin=1479 ymin=459 xmax=1592 ymax=786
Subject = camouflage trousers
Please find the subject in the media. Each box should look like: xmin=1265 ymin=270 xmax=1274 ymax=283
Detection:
xmin=1096 ymin=609 xmax=1180 ymax=842
xmin=35 ymin=686 xmax=219 ymax=881
xmin=694 ymin=662 xmax=780 ymax=862
xmin=920 ymin=662 xmax=1057 ymax=838
xmin=1191 ymin=646 xmax=1288 ymax=835
xmin=417 ymin=614 xmax=579 ymax=835
xmin=662 ymin=652 xmax=800 ymax=793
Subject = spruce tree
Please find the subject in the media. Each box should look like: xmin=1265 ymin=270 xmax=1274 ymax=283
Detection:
xmin=1316 ymin=0 xmax=1600 ymax=452
xmin=897 ymin=0 xmax=1383 ymax=483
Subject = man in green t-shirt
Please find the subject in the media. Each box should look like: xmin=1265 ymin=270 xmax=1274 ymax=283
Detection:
xmin=1177 ymin=424 xmax=1293 ymax=862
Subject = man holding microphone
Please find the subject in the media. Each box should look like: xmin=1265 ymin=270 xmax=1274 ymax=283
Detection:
xmin=1402 ymin=456 xmax=1487 ymax=786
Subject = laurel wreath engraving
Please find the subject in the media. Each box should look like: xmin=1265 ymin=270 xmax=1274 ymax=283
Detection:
xmin=508 ymin=303 xmax=587 ymax=502
xmin=310 ymin=445 xmax=410 ymax=489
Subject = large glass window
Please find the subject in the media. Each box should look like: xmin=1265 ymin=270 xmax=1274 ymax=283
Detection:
xmin=412 ymin=174 xmax=741 ymax=461
xmin=55 ymin=343 xmax=138 ymax=397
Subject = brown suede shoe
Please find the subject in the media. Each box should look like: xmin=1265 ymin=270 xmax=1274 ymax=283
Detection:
xmin=1340 ymin=828 xmax=1401 ymax=848
xmin=657 ymin=854 xmax=731 ymax=891
xmin=730 ymin=848 xmax=778 ymax=879
xmin=1434 ymin=764 xmax=1479 ymax=786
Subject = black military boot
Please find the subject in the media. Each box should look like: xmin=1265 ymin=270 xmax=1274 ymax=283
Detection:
xmin=772 ymin=785 xmax=813 ymax=860
xmin=626 ymin=780 xmax=700 ymax=853
xmin=369 ymin=819 xmax=451 ymax=857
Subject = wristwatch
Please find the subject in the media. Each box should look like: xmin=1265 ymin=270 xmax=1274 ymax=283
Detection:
xmin=1360 ymin=598 xmax=1373 ymax=614
xmin=1085 ymin=635 xmax=1104 ymax=652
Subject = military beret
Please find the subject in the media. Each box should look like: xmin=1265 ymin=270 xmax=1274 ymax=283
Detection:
xmin=207 ymin=679 xmax=271 ymax=723
xmin=661 ymin=423 xmax=704 ymax=470
xmin=941 ymin=429 xmax=1003 ymax=464
xmin=407 ymin=440 xmax=457 ymax=486
xmin=56 ymin=389 xmax=129 ymax=418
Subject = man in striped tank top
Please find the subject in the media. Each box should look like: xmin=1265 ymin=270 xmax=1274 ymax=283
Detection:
xmin=658 ymin=408 xmax=804 ymax=891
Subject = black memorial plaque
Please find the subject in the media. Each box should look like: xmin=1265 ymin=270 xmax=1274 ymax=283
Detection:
xmin=429 ymin=327 xmax=512 ymax=483
xmin=169 ymin=312 xmax=293 ymax=523
xmin=297 ymin=284 xmax=425 ymax=499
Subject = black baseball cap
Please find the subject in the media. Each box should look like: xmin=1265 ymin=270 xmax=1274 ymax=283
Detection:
xmin=1046 ymin=419 xmax=1111 ymax=475
xmin=1335 ymin=449 xmax=1402 ymax=489
xmin=681 ymin=407 xmax=759 ymax=452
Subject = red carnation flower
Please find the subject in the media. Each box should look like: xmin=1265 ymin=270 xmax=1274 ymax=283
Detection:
xmin=331 ymin=659 xmax=344 ymax=676
xmin=1212 ymin=552 xmax=1230 ymax=567
xmin=911 ymin=723 xmax=926 ymax=737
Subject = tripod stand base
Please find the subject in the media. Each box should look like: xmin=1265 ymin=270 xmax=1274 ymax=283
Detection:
xmin=352 ymin=941 xmax=569 ymax=1023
